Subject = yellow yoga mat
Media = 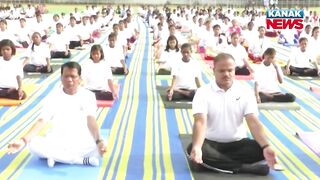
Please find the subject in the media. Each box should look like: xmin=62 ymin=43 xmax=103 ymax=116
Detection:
xmin=0 ymin=84 xmax=38 ymax=106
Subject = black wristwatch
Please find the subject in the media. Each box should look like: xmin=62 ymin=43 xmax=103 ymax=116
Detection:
xmin=96 ymin=139 xmax=103 ymax=145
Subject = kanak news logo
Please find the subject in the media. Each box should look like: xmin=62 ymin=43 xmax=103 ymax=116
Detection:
xmin=266 ymin=9 xmax=304 ymax=30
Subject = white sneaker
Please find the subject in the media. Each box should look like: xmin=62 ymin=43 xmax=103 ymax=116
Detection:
xmin=47 ymin=158 xmax=55 ymax=168
xmin=83 ymin=157 xmax=99 ymax=167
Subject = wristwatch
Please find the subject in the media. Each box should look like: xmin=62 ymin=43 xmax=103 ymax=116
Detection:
xmin=95 ymin=138 xmax=103 ymax=145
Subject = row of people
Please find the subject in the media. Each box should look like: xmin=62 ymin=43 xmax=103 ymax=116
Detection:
xmin=5 ymin=55 xmax=278 ymax=174
xmin=0 ymin=33 xmax=129 ymax=99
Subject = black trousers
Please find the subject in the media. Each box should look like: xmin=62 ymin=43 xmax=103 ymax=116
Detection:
xmin=69 ymin=41 xmax=81 ymax=49
xmin=157 ymin=68 xmax=171 ymax=75
xmin=0 ymin=88 xmax=26 ymax=100
xmin=187 ymin=138 xmax=264 ymax=171
xmin=170 ymin=89 xmax=196 ymax=101
xmin=90 ymin=90 xmax=113 ymax=100
xmin=235 ymin=66 xmax=250 ymax=75
xmin=259 ymin=92 xmax=296 ymax=103
xmin=23 ymin=64 xmax=53 ymax=73
xmin=112 ymin=67 xmax=128 ymax=75
xmin=51 ymin=51 xmax=71 ymax=59
xmin=289 ymin=66 xmax=318 ymax=77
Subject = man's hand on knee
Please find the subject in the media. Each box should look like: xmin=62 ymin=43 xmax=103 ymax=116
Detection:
xmin=190 ymin=146 xmax=203 ymax=164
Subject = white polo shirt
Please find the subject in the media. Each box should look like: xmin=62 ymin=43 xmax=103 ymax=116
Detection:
xmin=0 ymin=57 xmax=23 ymax=89
xmin=172 ymin=58 xmax=201 ymax=90
xmin=192 ymin=81 xmax=258 ymax=143
xmin=255 ymin=62 xmax=282 ymax=93
xmin=289 ymin=47 xmax=315 ymax=68
xmin=28 ymin=42 xmax=51 ymax=66
xmin=82 ymin=60 xmax=113 ymax=91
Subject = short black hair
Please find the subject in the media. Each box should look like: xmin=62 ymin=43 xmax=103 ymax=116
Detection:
xmin=61 ymin=61 xmax=81 ymax=76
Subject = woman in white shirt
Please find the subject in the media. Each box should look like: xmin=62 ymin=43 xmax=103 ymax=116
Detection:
xmin=0 ymin=39 xmax=26 ymax=100
xmin=82 ymin=44 xmax=117 ymax=100
xmin=157 ymin=35 xmax=181 ymax=75
xmin=23 ymin=32 xmax=52 ymax=73
xmin=255 ymin=48 xmax=295 ymax=103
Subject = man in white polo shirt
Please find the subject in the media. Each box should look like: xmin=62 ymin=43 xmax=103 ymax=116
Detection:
xmin=188 ymin=53 xmax=277 ymax=175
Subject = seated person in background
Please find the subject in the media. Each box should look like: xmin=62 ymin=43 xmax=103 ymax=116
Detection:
xmin=157 ymin=35 xmax=181 ymax=75
xmin=48 ymin=23 xmax=71 ymax=59
xmin=7 ymin=62 xmax=107 ymax=168
xmin=278 ymin=29 xmax=298 ymax=45
xmin=198 ymin=19 xmax=214 ymax=53
xmin=248 ymin=26 xmax=271 ymax=63
xmin=23 ymin=32 xmax=52 ymax=73
xmin=104 ymin=33 xmax=128 ymax=75
xmin=242 ymin=21 xmax=258 ymax=50
xmin=0 ymin=39 xmax=26 ymax=100
xmin=210 ymin=24 xmax=227 ymax=52
xmin=80 ymin=16 xmax=95 ymax=44
xmin=167 ymin=43 xmax=201 ymax=101
xmin=112 ymin=23 xmax=127 ymax=58
xmin=82 ymin=45 xmax=118 ymax=100
xmin=299 ymin=24 xmax=312 ymax=41
xmin=286 ymin=37 xmax=320 ymax=77
xmin=14 ymin=18 xmax=32 ymax=48
xmin=255 ymin=48 xmax=296 ymax=103
xmin=31 ymin=13 xmax=49 ymax=41
xmin=188 ymin=53 xmax=276 ymax=175
xmin=0 ymin=19 xmax=18 ymax=46
xmin=226 ymin=19 xmax=242 ymax=43
xmin=224 ymin=32 xmax=254 ymax=75
xmin=65 ymin=16 xmax=83 ymax=49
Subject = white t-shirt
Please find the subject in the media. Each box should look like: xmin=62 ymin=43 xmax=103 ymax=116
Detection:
xmin=39 ymin=87 xmax=97 ymax=148
xmin=289 ymin=47 xmax=315 ymax=68
xmin=158 ymin=49 xmax=181 ymax=69
xmin=172 ymin=58 xmax=201 ymax=89
xmin=65 ymin=25 xmax=81 ymax=41
xmin=47 ymin=32 xmax=69 ymax=51
xmin=249 ymin=37 xmax=271 ymax=56
xmin=82 ymin=60 xmax=113 ymax=91
xmin=224 ymin=44 xmax=247 ymax=67
xmin=28 ymin=42 xmax=51 ymax=66
xmin=192 ymin=81 xmax=258 ymax=143
xmin=30 ymin=20 xmax=48 ymax=37
xmin=255 ymin=62 xmax=282 ymax=93
xmin=0 ymin=57 xmax=23 ymax=89
xmin=308 ymin=37 xmax=320 ymax=57
xmin=104 ymin=45 xmax=125 ymax=68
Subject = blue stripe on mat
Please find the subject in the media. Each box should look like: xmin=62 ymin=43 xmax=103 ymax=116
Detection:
xmin=259 ymin=113 xmax=320 ymax=177
xmin=124 ymin=27 xmax=149 ymax=179
xmin=165 ymin=108 xmax=193 ymax=180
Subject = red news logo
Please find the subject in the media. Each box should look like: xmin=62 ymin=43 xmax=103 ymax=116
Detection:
xmin=266 ymin=9 xmax=304 ymax=30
